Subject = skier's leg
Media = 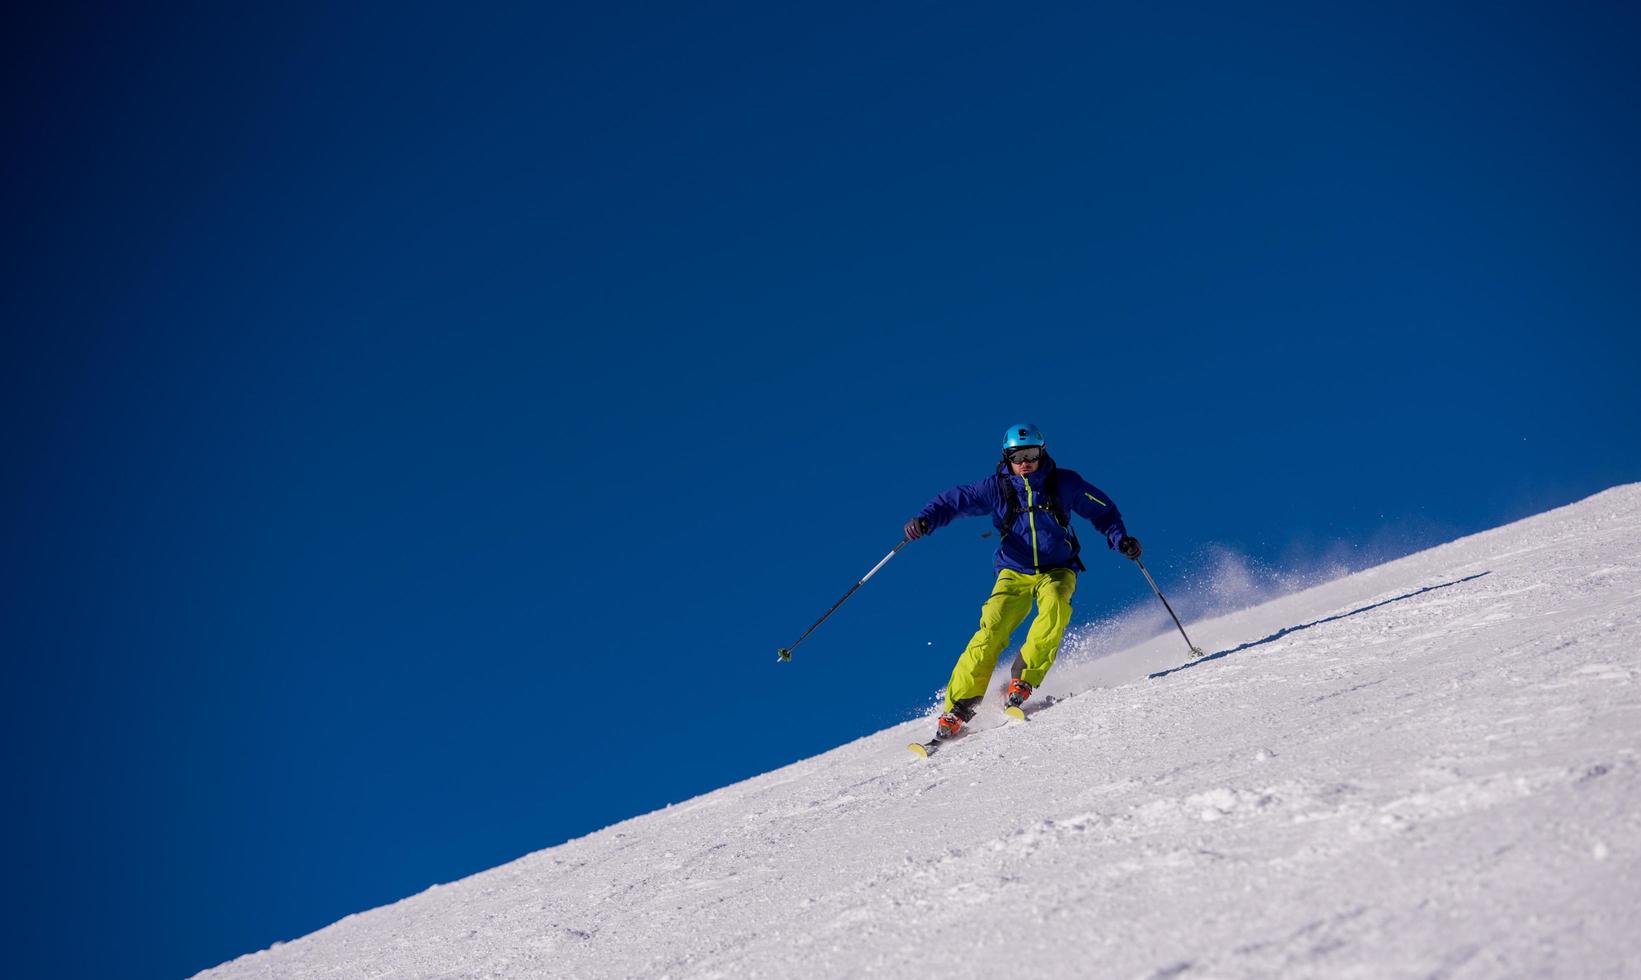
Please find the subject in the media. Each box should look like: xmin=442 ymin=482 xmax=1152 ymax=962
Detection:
xmin=1014 ymin=568 xmax=1078 ymax=688
xmin=943 ymin=571 xmax=1033 ymax=713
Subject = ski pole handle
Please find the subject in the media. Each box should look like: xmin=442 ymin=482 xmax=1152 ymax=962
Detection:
xmin=778 ymin=539 xmax=909 ymax=662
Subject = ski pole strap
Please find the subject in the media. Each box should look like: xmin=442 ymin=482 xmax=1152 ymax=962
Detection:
xmin=778 ymin=539 xmax=908 ymax=662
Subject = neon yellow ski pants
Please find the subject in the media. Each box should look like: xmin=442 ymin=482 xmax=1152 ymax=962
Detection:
xmin=944 ymin=567 xmax=1077 ymax=712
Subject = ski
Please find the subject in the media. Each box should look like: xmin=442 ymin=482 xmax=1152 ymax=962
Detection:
xmin=908 ymin=695 xmax=1063 ymax=758
xmin=907 ymin=738 xmax=944 ymax=758
xmin=1003 ymin=692 xmax=1064 ymax=721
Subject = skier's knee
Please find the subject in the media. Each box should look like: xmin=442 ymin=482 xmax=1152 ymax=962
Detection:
xmin=1039 ymin=586 xmax=1073 ymax=610
xmin=972 ymin=624 xmax=1009 ymax=650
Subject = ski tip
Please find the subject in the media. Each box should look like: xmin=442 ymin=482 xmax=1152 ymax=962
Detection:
xmin=908 ymin=742 xmax=932 ymax=758
xmin=1003 ymin=705 xmax=1026 ymax=721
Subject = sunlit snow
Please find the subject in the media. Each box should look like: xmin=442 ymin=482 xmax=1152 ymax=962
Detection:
xmin=200 ymin=485 xmax=1641 ymax=978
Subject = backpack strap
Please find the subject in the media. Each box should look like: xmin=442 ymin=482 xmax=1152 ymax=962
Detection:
xmin=998 ymin=471 xmax=1072 ymax=529
xmin=997 ymin=470 xmax=1084 ymax=571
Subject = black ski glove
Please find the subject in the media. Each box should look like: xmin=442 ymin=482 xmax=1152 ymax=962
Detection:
xmin=1118 ymin=535 xmax=1142 ymax=560
xmin=903 ymin=517 xmax=930 ymax=541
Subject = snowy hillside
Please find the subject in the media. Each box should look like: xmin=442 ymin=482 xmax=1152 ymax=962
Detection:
xmin=200 ymin=486 xmax=1641 ymax=979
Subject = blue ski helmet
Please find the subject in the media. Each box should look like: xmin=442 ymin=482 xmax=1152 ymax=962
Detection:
xmin=1002 ymin=423 xmax=1046 ymax=449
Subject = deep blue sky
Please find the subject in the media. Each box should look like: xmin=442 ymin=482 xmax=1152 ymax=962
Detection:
xmin=3 ymin=3 xmax=1637 ymax=977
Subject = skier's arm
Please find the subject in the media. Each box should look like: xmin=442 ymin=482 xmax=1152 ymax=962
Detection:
xmin=1062 ymin=472 xmax=1130 ymax=550
xmin=914 ymin=478 xmax=997 ymax=534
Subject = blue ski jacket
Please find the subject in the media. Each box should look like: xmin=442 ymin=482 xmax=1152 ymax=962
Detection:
xmin=915 ymin=456 xmax=1129 ymax=574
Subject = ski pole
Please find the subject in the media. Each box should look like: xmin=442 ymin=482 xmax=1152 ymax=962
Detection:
xmin=1135 ymin=557 xmax=1206 ymax=660
xmin=777 ymin=539 xmax=908 ymax=662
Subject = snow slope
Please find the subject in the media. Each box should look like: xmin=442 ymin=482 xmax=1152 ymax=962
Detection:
xmin=200 ymin=486 xmax=1641 ymax=979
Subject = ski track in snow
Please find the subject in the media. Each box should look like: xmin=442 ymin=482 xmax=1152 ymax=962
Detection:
xmin=199 ymin=486 xmax=1641 ymax=979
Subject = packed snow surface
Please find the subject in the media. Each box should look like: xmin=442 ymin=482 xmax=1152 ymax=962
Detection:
xmin=201 ymin=486 xmax=1641 ymax=979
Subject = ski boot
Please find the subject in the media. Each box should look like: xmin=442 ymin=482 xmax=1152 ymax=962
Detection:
xmin=935 ymin=702 xmax=977 ymax=740
xmin=1003 ymin=678 xmax=1033 ymax=720
xmin=911 ymin=703 xmax=978 ymax=758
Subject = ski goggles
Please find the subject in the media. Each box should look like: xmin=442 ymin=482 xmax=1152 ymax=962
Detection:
xmin=1005 ymin=447 xmax=1043 ymax=464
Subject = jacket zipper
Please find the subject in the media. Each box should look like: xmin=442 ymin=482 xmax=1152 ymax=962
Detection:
xmin=1024 ymin=477 xmax=1040 ymax=571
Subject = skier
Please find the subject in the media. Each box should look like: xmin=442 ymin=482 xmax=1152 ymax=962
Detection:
xmin=903 ymin=423 xmax=1141 ymax=741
